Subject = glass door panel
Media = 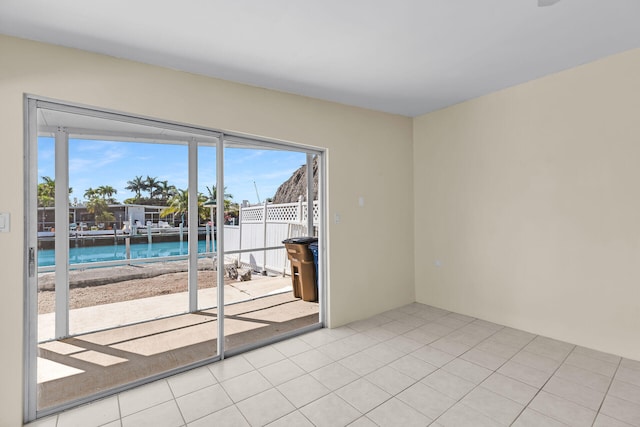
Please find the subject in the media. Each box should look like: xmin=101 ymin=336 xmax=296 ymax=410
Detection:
xmin=222 ymin=145 xmax=320 ymax=352
xmin=32 ymin=106 xmax=220 ymax=414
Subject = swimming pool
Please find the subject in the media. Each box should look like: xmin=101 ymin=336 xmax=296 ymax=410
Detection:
xmin=38 ymin=240 xmax=215 ymax=267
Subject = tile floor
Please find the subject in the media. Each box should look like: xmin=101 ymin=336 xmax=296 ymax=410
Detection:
xmin=26 ymin=303 xmax=640 ymax=427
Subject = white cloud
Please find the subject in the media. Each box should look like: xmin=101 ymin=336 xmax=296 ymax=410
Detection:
xmin=68 ymin=150 xmax=125 ymax=174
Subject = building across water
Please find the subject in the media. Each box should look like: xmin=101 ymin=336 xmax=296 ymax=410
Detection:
xmin=37 ymin=203 xmax=179 ymax=233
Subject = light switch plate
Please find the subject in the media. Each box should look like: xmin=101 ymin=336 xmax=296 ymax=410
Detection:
xmin=0 ymin=212 xmax=9 ymax=232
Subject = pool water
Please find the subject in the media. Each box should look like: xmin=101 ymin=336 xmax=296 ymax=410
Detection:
xmin=38 ymin=240 xmax=215 ymax=267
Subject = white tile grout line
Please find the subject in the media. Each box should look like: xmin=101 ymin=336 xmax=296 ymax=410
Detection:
xmin=273 ymin=313 xmax=489 ymax=425
xmin=164 ymin=379 xmax=187 ymax=427
xmin=428 ymin=323 xmax=527 ymax=425
xmin=591 ymin=357 xmax=622 ymax=427
xmin=502 ymin=341 xmax=576 ymax=427
xmin=115 ymin=394 xmax=123 ymax=427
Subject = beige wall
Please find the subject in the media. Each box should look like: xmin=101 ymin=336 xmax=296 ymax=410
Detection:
xmin=414 ymin=48 xmax=640 ymax=361
xmin=6 ymin=31 xmax=640 ymax=426
xmin=0 ymin=35 xmax=415 ymax=426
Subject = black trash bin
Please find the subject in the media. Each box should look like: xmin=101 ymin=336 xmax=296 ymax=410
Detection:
xmin=282 ymin=237 xmax=318 ymax=302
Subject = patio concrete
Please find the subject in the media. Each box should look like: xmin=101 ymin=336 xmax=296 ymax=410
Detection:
xmin=36 ymin=275 xmax=319 ymax=411
xmin=38 ymin=274 xmax=294 ymax=340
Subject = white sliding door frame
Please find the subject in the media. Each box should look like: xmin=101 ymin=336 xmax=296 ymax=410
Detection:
xmin=54 ymin=128 xmax=70 ymax=339
xmin=24 ymin=97 xmax=39 ymax=422
xmin=188 ymin=139 xmax=199 ymax=311
xmin=24 ymin=96 xmax=327 ymax=422
xmin=216 ymin=135 xmax=225 ymax=358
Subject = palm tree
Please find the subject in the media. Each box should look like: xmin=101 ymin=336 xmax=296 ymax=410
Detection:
xmin=97 ymin=185 xmax=117 ymax=203
xmin=160 ymin=189 xmax=188 ymax=225
xmin=86 ymin=197 xmax=114 ymax=224
xmin=144 ymin=176 xmax=160 ymax=200
xmin=206 ymin=185 xmax=234 ymax=210
xmin=84 ymin=187 xmax=98 ymax=201
xmin=38 ymin=176 xmax=73 ymax=230
xmin=38 ymin=176 xmax=73 ymax=207
xmin=206 ymin=185 xmax=233 ymax=201
xmin=157 ymin=180 xmax=177 ymax=203
xmin=125 ymin=175 xmax=145 ymax=200
xmin=37 ymin=176 xmax=56 ymax=208
xmin=160 ymin=189 xmax=207 ymax=225
xmin=38 ymin=176 xmax=56 ymax=230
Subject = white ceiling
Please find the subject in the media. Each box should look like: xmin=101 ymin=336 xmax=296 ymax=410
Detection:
xmin=2 ymin=0 xmax=640 ymax=117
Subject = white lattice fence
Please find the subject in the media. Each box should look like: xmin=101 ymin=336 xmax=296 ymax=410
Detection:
xmin=266 ymin=203 xmax=299 ymax=223
xmin=240 ymin=206 xmax=264 ymax=223
xmin=241 ymin=200 xmax=318 ymax=225
xmin=237 ymin=200 xmax=318 ymax=273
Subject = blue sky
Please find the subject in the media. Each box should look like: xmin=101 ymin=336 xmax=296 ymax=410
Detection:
xmin=38 ymin=137 xmax=307 ymax=204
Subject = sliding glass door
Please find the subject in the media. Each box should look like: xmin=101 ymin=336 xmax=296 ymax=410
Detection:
xmin=24 ymin=97 xmax=325 ymax=422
